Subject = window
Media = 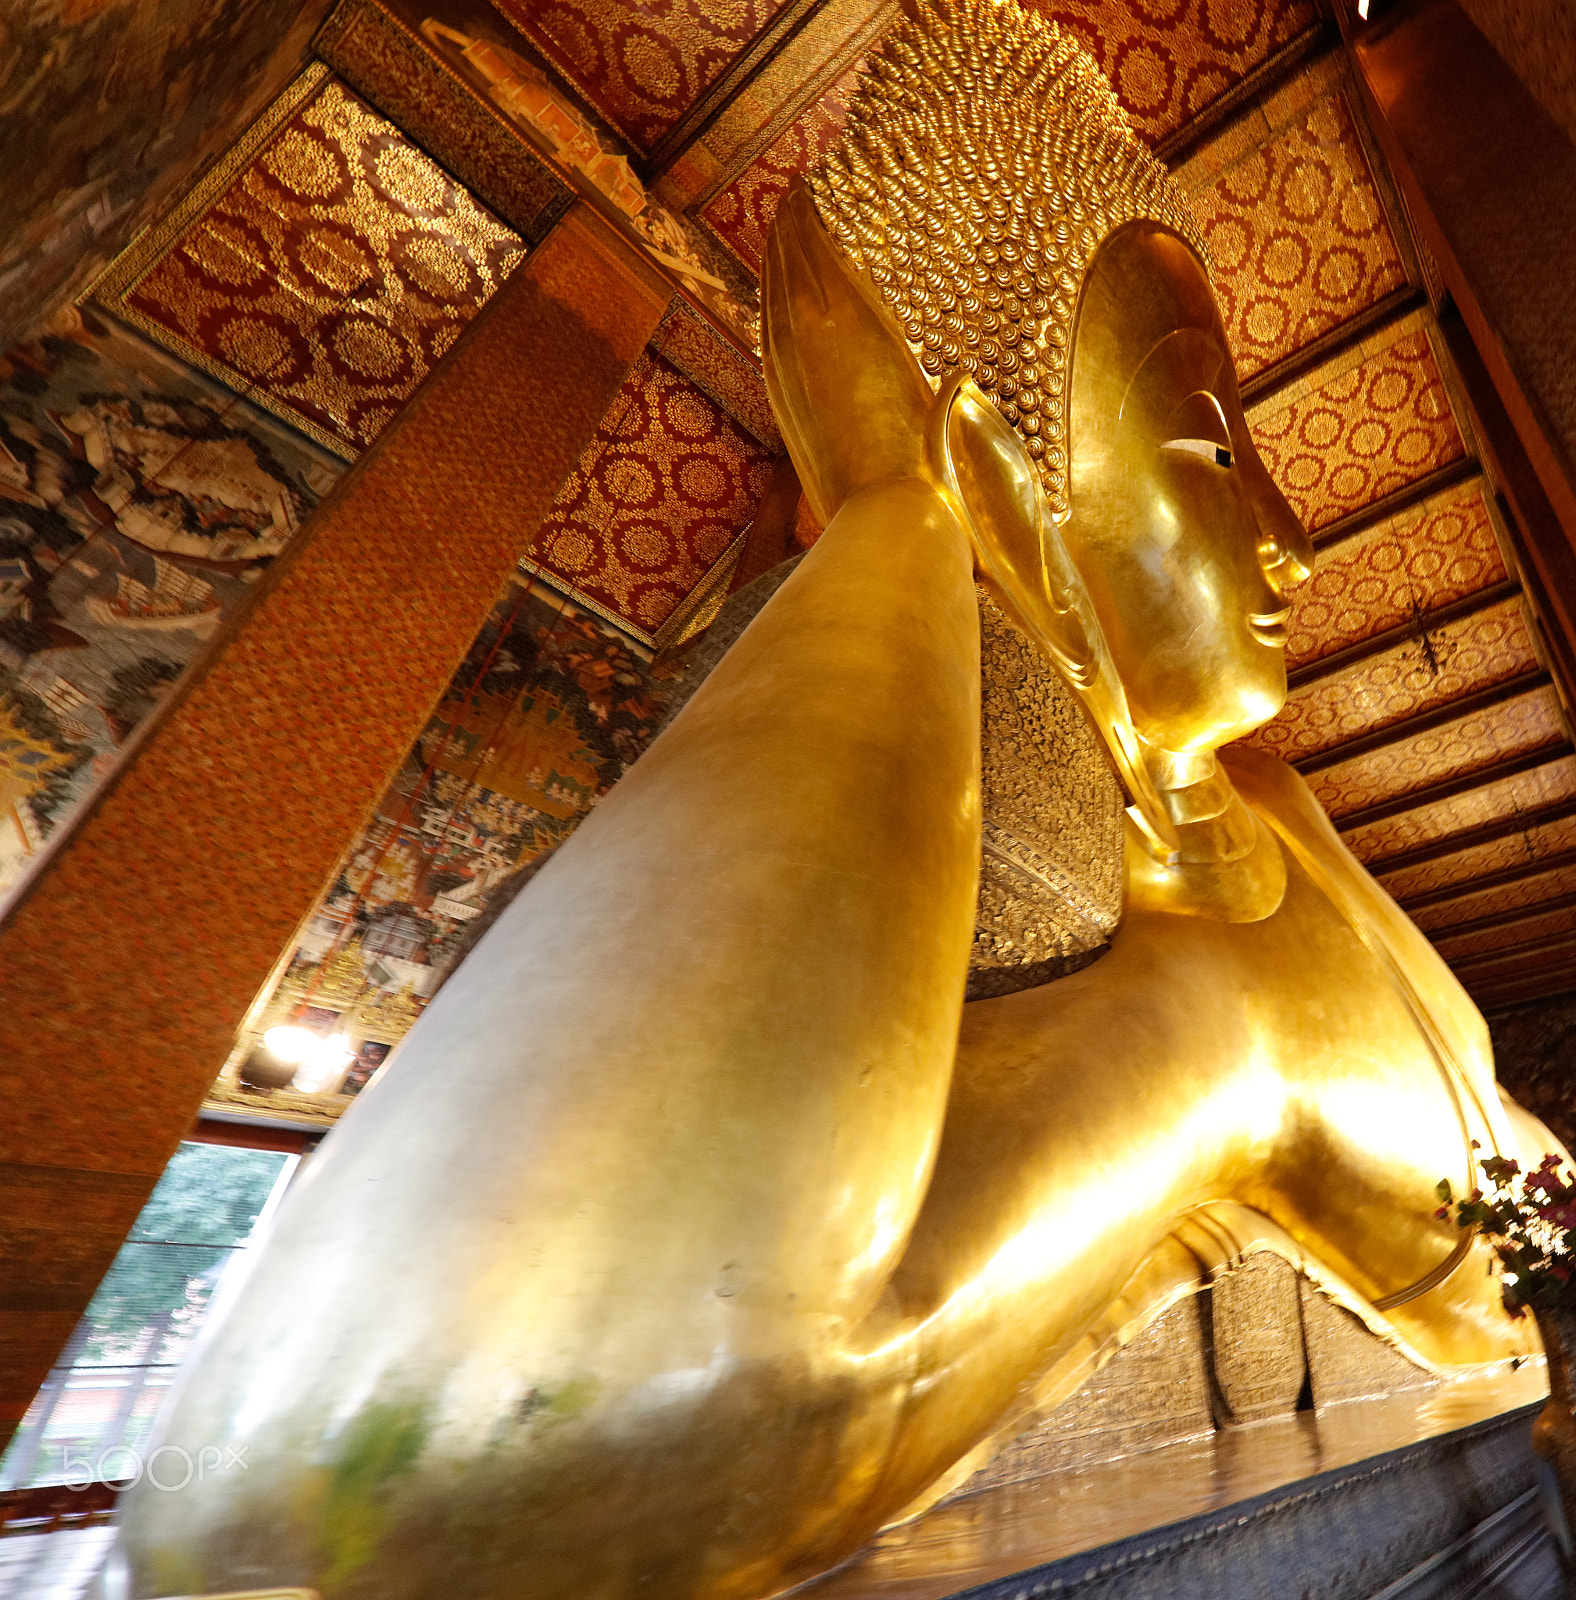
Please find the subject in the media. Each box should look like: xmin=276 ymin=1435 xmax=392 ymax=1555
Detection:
xmin=0 ymin=1141 xmax=297 ymax=1491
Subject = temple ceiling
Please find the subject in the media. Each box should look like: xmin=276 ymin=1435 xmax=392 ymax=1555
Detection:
xmin=16 ymin=0 xmax=1576 ymax=1010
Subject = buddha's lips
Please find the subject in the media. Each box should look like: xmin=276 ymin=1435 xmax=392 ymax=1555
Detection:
xmin=1248 ymin=608 xmax=1291 ymax=647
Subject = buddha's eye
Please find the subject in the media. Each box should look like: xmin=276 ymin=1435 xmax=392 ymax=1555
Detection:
xmin=1161 ymin=437 xmax=1233 ymax=468
xmin=1159 ymin=391 xmax=1234 ymax=469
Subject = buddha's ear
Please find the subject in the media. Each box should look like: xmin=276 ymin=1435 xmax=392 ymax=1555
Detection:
xmin=927 ymin=373 xmax=1097 ymax=687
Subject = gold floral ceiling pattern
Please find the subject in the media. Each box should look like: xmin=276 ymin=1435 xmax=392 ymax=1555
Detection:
xmin=1247 ymin=324 xmax=1465 ymax=532
xmin=526 ymin=352 xmax=777 ymax=646
xmin=1182 ymin=78 xmax=1406 ymax=378
xmin=93 ymin=66 xmax=528 ymax=457
xmin=491 ymin=0 xmax=790 ymax=152
xmin=1283 ymin=481 xmax=1508 ymax=671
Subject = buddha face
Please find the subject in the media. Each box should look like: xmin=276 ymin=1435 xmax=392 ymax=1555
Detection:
xmin=1066 ymin=222 xmax=1312 ymax=755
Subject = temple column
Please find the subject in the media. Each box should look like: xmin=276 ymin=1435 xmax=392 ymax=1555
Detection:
xmin=0 ymin=203 xmax=672 ymax=1449
xmin=1346 ymin=0 xmax=1576 ymax=694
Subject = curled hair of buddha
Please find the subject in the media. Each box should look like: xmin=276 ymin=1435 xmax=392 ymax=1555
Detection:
xmin=807 ymin=0 xmax=1206 ymax=517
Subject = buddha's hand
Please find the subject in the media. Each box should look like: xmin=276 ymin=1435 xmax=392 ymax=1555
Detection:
xmin=762 ymin=181 xmax=935 ymax=526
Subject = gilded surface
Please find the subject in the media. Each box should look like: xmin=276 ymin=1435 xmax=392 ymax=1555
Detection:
xmin=114 ymin=5 xmax=1561 ymax=1598
xmin=92 ymin=71 xmax=528 ymax=457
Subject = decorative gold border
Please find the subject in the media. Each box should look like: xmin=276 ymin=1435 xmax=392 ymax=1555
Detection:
xmin=652 ymin=527 xmax=747 ymax=652
xmin=517 ymin=526 xmax=747 ymax=654
xmin=84 ymin=62 xmax=362 ymax=463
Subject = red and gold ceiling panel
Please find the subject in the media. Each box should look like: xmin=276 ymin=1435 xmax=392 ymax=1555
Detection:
xmin=1311 ymin=685 xmax=1567 ymax=823
xmin=1434 ymin=903 xmax=1576 ymax=965
xmin=699 ymin=66 xmax=863 ymax=276
xmin=526 ymin=352 xmax=778 ymax=646
xmin=1377 ymin=811 xmax=1576 ymax=904
xmin=1033 ymin=0 xmax=1318 ymax=149
xmin=1182 ymin=75 xmax=1405 ymax=379
xmin=1247 ymin=597 xmax=1538 ymax=763
xmin=1283 ymin=479 xmax=1508 ymax=672
xmin=1247 ymin=323 xmax=1465 ymax=534
xmin=92 ymin=67 xmax=527 ymax=458
xmin=1411 ymin=860 xmax=1576 ymax=934
xmin=492 ymin=0 xmax=791 ymax=152
xmin=1347 ymin=755 xmax=1576 ymax=867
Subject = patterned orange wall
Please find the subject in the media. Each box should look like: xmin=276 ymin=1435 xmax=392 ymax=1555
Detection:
xmin=529 ymin=353 xmax=778 ymax=644
xmin=1378 ymin=811 xmax=1576 ymax=902
xmin=97 ymin=70 xmax=528 ymax=458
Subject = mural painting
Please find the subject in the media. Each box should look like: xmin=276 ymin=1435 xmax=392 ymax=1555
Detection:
xmin=205 ymin=574 xmax=670 ymax=1124
xmin=0 ymin=307 xmax=343 ymax=913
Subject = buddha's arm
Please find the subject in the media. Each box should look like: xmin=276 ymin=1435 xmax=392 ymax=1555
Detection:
xmin=116 ymin=467 xmax=989 ymax=1599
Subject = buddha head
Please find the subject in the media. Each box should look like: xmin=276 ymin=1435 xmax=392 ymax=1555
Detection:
xmin=800 ymin=0 xmax=1312 ymax=840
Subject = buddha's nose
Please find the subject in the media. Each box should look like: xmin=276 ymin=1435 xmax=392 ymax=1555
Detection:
xmin=1244 ymin=449 xmax=1313 ymax=600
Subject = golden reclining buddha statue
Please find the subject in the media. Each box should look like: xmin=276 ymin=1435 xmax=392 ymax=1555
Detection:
xmin=113 ymin=3 xmax=1557 ymax=1596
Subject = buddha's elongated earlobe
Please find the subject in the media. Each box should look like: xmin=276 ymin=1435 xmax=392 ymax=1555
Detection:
xmin=928 ymin=372 xmax=1185 ymax=862
xmin=927 ymin=373 xmax=1095 ymax=686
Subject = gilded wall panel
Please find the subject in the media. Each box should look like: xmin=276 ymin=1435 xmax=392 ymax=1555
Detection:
xmin=1283 ymin=481 xmax=1507 ymax=672
xmin=92 ymin=70 xmax=529 ymax=458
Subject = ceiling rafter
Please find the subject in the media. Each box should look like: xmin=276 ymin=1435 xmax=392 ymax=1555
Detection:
xmin=1287 ymin=579 xmax=1522 ymax=691
xmin=1309 ymin=459 xmax=1482 ymax=553
xmin=1451 ymin=926 xmax=1576 ymax=977
xmin=1154 ymin=19 xmax=1338 ymax=168
xmin=1240 ymin=286 xmax=1426 ymax=408
xmin=1429 ymin=889 xmax=1576 ymax=946
xmin=1293 ymin=671 xmax=1552 ymax=777
xmin=1336 ymin=745 xmax=1574 ymax=836
xmin=1399 ymin=847 xmax=1576 ymax=916
xmin=1368 ymin=790 xmax=1576 ymax=878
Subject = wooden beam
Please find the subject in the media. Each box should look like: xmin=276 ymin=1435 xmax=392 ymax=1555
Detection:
xmin=1287 ymin=579 xmax=1521 ymax=691
xmin=1240 ymin=286 xmax=1426 ymax=408
xmin=1430 ymin=889 xmax=1576 ymax=945
xmin=1335 ymin=744 xmax=1573 ymax=835
xmin=1468 ymin=971 xmax=1576 ymax=1011
xmin=1399 ymin=847 xmax=1576 ymax=915
xmin=1367 ymin=789 xmax=1576 ymax=878
xmin=1310 ymin=459 xmax=1483 ymax=554
xmin=1295 ymin=671 xmax=1551 ymax=776
xmin=1157 ymin=21 xmax=1338 ymax=168
xmin=1450 ymin=926 xmax=1576 ymax=975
